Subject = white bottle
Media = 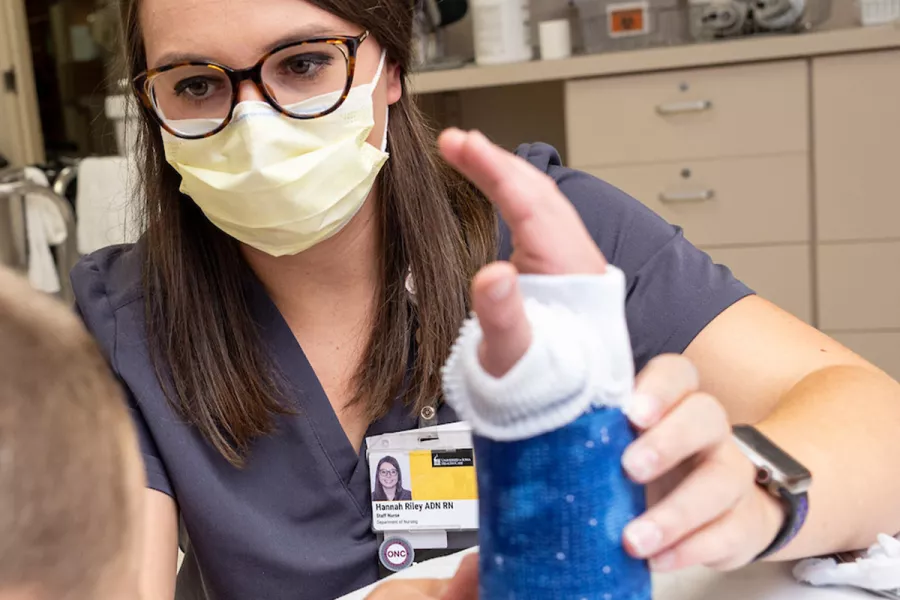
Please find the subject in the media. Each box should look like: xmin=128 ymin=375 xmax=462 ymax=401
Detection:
xmin=471 ymin=0 xmax=532 ymax=65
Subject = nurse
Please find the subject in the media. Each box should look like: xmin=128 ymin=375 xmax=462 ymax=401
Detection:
xmin=71 ymin=0 xmax=900 ymax=599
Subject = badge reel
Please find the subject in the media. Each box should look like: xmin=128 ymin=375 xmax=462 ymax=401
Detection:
xmin=366 ymin=416 xmax=479 ymax=576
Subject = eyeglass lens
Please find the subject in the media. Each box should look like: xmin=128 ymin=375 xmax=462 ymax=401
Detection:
xmin=149 ymin=41 xmax=351 ymax=137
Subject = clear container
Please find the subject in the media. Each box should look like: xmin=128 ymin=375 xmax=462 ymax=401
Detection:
xmin=688 ymin=0 xmax=832 ymax=41
xmin=574 ymin=0 xmax=690 ymax=54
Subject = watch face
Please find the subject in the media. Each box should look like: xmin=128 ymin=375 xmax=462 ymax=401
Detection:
xmin=733 ymin=425 xmax=811 ymax=494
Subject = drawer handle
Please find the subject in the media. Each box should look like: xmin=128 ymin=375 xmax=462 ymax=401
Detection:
xmin=659 ymin=189 xmax=715 ymax=203
xmin=656 ymin=100 xmax=713 ymax=115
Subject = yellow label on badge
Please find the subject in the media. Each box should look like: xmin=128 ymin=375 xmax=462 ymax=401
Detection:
xmin=409 ymin=449 xmax=478 ymax=501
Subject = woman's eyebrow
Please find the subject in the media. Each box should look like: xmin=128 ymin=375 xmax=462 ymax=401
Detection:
xmin=265 ymin=25 xmax=353 ymax=53
xmin=152 ymin=50 xmax=217 ymax=68
xmin=151 ymin=26 xmax=354 ymax=69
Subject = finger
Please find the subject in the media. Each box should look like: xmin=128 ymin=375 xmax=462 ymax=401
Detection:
xmin=621 ymin=392 xmax=730 ymax=484
xmin=648 ymin=487 xmax=780 ymax=572
xmin=625 ymin=354 xmax=701 ymax=429
xmin=365 ymin=579 xmax=447 ymax=599
xmin=623 ymin=442 xmax=755 ymax=559
xmin=438 ymin=129 xmax=606 ymax=275
xmin=441 ymin=554 xmax=480 ymax=600
xmin=438 ymin=128 xmax=549 ymax=227
xmin=472 ymin=262 xmax=531 ymax=377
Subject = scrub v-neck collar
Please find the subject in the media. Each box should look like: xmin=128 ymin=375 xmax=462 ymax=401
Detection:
xmin=245 ymin=270 xmax=419 ymax=488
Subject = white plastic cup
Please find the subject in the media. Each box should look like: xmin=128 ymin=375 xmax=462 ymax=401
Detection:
xmin=538 ymin=19 xmax=572 ymax=61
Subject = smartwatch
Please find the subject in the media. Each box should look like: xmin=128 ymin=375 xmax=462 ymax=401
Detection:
xmin=732 ymin=424 xmax=812 ymax=560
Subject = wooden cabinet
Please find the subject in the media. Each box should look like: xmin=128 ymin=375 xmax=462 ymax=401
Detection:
xmin=818 ymin=241 xmax=900 ymax=331
xmin=829 ymin=332 xmax=900 ymax=381
xmin=812 ymin=50 xmax=900 ymax=370
xmin=563 ymin=50 xmax=899 ymax=375
xmin=705 ymin=245 xmax=813 ymax=324
xmin=813 ymin=50 xmax=900 ymax=243
xmin=566 ymin=61 xmax=808 ymax=168
xmin=590 ymin=154 xmax=810 ymax=247
xmin=568 ymin=60 xmax=816 ymax=329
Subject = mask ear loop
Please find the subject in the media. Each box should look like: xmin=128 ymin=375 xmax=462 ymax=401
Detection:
xmin=371 ymin=50 xmax=388 ymax=88
xmin=369 ymin=50 xmax=390 ymax=152
xmin=371 ymin=50 xmax=390 ymax=153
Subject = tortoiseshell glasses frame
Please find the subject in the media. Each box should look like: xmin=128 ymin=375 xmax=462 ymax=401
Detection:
xmin=133 ymin=30 xmax=370 ymax=140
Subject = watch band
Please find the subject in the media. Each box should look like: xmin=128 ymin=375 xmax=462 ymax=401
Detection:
xmin=755 ymin=489 xmax=809 ymax=561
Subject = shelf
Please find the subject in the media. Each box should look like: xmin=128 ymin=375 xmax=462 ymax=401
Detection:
xmin=410 ymin=24 xmax=900 ymax=94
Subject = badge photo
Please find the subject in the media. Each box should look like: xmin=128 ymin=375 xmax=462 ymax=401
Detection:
xmin=371 ymin=453 xmax=414 ymax=503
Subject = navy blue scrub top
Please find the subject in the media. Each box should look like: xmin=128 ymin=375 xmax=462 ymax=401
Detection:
xmin=72 ymin=143 xmax=752 ymax=600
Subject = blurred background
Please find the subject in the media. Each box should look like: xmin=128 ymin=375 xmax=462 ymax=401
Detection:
xmin=0 ymin=0 xmax=898 ymax=377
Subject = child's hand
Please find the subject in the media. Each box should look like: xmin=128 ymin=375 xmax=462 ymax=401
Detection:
xmin=364 ymin=554 xmax=479 ymax=600
xmin=438 ymin=128 xmax=608 ymax=377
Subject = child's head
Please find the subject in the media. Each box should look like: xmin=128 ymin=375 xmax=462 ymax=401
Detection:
xmin=0 ymin=267 xmax=143 ymax=600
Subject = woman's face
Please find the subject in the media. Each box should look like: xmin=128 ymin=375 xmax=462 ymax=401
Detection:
xmin=139 ymin=0 xmax=401 ymax=148
xmin=378 ymin=462 xmax=399 ymax=488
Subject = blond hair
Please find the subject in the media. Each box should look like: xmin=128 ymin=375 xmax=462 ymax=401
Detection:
xmin=0 ymin=267 xmax=142 ymax=600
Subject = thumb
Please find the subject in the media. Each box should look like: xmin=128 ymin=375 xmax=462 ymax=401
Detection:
xmin=440 ymin=554 xmax=479 ymax=600
xmin=472 ymin=262 xmax=531 ymax=378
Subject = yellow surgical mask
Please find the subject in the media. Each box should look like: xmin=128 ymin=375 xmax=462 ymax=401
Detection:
xmin=161 ymin=52 xmax=389 ymax=257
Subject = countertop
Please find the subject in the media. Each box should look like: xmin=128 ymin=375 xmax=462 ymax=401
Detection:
xmin=337 ymin=548 xmax=874 ymax=600
xmin=410 ymin=23 xmax=900 ymax=94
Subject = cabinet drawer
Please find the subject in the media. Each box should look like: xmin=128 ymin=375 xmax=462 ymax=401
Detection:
xmin=566 ymin=60 xmax=808 ymax=168
xmin=705 ymin=245 xmax=812 ymax=323
xmin=591 ymin=154 xmax=810 ymax=247
xmin=828 ymin=332 xmax=900 ymax=381
xmin=818 ymin=241 xmax=900 ymax=330
xmin=814 ymin=50 xmax=900 ymax=242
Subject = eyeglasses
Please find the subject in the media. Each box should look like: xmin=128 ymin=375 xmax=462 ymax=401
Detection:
xmin=133 ymin=31 xmax=370 ymax=140
xmin=378 ymin=469 xmax=398 ymax=477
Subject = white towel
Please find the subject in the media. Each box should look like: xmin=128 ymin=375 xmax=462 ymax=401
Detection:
xmin=76 ymin=156 xmax=139 ymax=254
xmin=793 ymin=534 xmax=900 ymax=593
xmin=23 ymin=167 xmax=67 ymax=294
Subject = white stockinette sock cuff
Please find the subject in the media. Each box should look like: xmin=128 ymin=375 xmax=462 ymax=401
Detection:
xmin=442 ymin=266 xmax=634 ymax=442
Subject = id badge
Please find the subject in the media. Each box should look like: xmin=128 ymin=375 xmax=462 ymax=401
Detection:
xmin=366 ymin=423 xmax=479 ymax=573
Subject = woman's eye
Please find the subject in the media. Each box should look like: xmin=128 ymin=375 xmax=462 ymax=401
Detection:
xmin=289 ymin=59 xmax=313 ymax=75
xmin=282 ymin=53 xmax=331 ymax=78
xmin=175 ymin=78 xmax=215 ymax=99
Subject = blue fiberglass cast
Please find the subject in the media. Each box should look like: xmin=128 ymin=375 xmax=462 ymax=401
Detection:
xmin=442 ymin=267 xmax=651 ymax=600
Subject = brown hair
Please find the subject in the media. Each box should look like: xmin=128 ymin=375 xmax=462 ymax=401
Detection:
xmin=0 ymin=267 xmax=141 ymax=600
xmin=119 ymin=0 xmax=497 ymax=466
